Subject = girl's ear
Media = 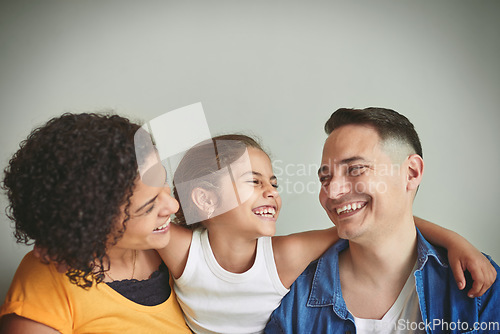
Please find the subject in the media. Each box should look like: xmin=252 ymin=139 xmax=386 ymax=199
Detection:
xmin=406 ymin=154 xmax=424 ymax=191
xmin=191 ymin=187 xmax=217 ymax=218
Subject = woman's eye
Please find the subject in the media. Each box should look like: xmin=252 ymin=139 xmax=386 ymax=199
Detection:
xmin=145 ymin=204 xmax=155 ymax=214
xmin=272 ymin=183 xmax=279 ymax=189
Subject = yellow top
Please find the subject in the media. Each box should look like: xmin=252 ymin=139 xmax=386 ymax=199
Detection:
xmin=0 ymin=251 xmax=191 ymax=334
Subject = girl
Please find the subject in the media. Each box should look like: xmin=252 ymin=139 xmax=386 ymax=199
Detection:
xmin=0 ymin=113 xmax=191 ymax=333
xmin=158 ymin=134 xmax=496 ymax=334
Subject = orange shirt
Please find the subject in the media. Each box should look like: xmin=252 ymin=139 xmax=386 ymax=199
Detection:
xmin=0 ymin=251 xmax=191 ymax=334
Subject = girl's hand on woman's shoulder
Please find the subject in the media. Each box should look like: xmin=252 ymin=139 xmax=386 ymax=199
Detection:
xmin=33 ymin=245 xmax=68 ymax=273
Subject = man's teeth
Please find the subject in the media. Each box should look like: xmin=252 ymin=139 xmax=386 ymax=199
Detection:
xmin=336 ymin=203 xmax=364 ymax=215
xmin=154 ymin=217 xmax=170 ymax=231
xmin=253 ymin=207 xmax=276 ymax=217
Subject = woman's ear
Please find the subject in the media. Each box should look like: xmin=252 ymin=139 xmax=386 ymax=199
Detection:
xmin=191 ymin=187 xmax=217 ymax=219
xmin=406 ymin=154 xmax=424 ymax=191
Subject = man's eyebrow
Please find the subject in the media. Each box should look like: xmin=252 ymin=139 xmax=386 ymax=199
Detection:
xmin=317 ymin=156 xmax=369 ymax=175
xmin=135 ymin=195 xmax=158 ymax=213
xmin=340 ymin=156 xmax=368 ymax=165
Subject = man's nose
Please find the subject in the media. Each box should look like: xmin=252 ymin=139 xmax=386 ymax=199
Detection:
xmin=324 ymin=177 xmax=351 ymax=199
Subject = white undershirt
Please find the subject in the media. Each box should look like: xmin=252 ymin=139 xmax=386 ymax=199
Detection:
xmin=353 ymin=264 xmax=425 ymax=334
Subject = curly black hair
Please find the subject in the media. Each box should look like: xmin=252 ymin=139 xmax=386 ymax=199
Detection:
xmin=2 ymin=112 xmax=142 ymax=288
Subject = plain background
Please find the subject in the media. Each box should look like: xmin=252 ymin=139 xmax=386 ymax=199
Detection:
xmin=1 ymin=0 xmax=499 ymax=303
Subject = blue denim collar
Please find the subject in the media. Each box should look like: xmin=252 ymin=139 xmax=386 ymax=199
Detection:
xmin=306 ymin=238 xmax=350 ymax=319
xmin=306 ymin=227 xmax=448 ymax=316
xmin=414 ymin=228 xmax=448 ymax=270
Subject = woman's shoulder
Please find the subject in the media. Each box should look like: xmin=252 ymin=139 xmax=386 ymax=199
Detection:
xmin=0 ymin=251 xmax=77 ymax=333
xmin=17 ymin=251 xmax=59 ymax=276
xmin=8 ymin=251 xmax=72 ymax=294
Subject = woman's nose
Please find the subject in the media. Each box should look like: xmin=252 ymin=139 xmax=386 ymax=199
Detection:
xmin=158 ymin=188 xmax=180 ymax=215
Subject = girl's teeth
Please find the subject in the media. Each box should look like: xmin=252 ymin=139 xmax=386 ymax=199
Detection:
xmin=253 ymin=207 xmax=276 ymax=217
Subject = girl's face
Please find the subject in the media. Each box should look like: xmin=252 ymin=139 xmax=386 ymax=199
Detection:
xmin=112 ymin=174 xmax=179 ymax=251
xmin=209 ymin=147 xmax=282 ymax=238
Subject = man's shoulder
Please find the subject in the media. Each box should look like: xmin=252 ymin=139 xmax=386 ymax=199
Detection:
xmin=415 ymin=228 xmax=449 ymax=268
xmin=290 ymin=258 xmax=318 ymax=291
xmin=294 ymin=238 xmax=347 ymax=282
xmin=417 ymin=239 xmax=500 ymax=323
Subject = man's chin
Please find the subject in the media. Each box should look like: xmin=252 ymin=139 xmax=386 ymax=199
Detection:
xmin=336 ymin=224 xmax=364 ymax=241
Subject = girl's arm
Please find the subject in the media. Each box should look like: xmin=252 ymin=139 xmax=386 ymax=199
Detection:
xmin=272 ymin=227 xmax=339 ymax=288
xmin=415 ymin=216 xmax=497 ymax=298
xmin=273 ymin=218 xmax=496 ymax=296
xmin=155 ymin=223 xmax=193 ymax=279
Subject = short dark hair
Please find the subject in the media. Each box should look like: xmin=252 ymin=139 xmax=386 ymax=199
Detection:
xmin=324 ymin=107 xmax=423 ymax=158
xmin=2 ymin=112 xmax=141 ymax=288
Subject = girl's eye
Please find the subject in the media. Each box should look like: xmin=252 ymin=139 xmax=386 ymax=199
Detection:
xmin=246 ymin=179 xmax=278 ymax=189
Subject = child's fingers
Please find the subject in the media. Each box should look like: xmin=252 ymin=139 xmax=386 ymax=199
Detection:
xmin=464 ymin=260 xmax=484 ymax=297
xmin=33 ymin=245 xmax=51 ymax=264
xmin=33 ymin=244 xmax=68 ymax=273
xmin=476 ymin=265 xmax=497 ymax=297
xmin=56 ymin=263 xmax=69 ymax=273
xmin=476 ymin=268 xmax=489 ymax=297
xmin=487 ymin=262 xmax=498 ymax=285
xmin=449 ymin=260 xmax=466 ymax=290
xmin=467 ymin=278 xmax=484 ymax=298
xmin=467 ymin=257 xmax=497 ymax=297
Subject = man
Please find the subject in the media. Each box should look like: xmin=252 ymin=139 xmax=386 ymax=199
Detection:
xmin=266 ymin=107 xmax=500 ymax=333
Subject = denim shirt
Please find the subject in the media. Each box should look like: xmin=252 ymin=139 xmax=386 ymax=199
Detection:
xmin=265 ymin=228 xmax=500 ymax=334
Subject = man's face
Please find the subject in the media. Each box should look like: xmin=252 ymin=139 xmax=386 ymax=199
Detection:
xmin=318 ymin=124 xmax=411 ymax=242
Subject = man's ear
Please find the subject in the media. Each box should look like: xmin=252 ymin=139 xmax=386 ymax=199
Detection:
xmin=406 ymin=154 xmax=424 ymax=191
xmin=191 ymin=187 xmax=217 ymax=217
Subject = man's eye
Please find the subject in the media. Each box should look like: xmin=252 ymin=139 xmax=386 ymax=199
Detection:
xmin=319 ymin=175 xmax=331 ymax=185
xmin=348 ymin=165 xmax=367 ymax=176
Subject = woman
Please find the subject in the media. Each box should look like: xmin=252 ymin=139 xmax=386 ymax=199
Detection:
xmin=0 ymin=113 xmax=191 ymax=333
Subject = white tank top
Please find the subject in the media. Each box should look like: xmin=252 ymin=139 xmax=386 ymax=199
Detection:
xmin=173 ymin=228 xmax=289 ymax=334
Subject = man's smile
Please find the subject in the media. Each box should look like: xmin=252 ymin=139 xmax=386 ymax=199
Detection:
xmin=334 ymin=201 xmax=367 ymax=218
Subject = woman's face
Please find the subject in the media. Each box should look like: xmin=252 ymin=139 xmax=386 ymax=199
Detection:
xmin=112 ymin=174 xmax=179 ymax=251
